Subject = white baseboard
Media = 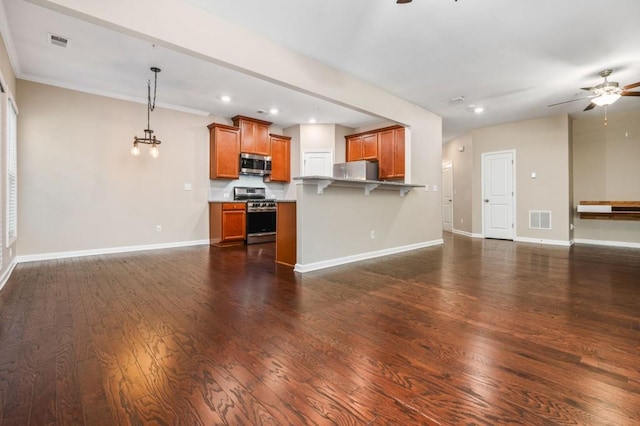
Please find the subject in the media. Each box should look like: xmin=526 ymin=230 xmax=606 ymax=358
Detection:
xmin=294 ymin=239 xmax=444 ymax=273
xmin=514 ymin=237 xmax=573 ymax=247
xmin=0 ymin=260 xmax=17 ymax=291
xmin=574 ymin=238 xmax=640 ymax=249
xmin=15 ymin=239 xmax=210 ymax=263
xmin=452 ymin=229 xmax=473 ymax=238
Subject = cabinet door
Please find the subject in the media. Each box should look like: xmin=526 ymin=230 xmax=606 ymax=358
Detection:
xmin=378 ymin=129 xmax=395 ymax=179
xmin=362 ymin=133 xmax=378 ymax=160
xmin=239 ymin=120 xmax=256 ymax=154
xmin=210 ymin=124 xmax=240 ymax=179
xmin=346 ymin=135 xmax=363 ymax=162
xmin=221 ymin=210 xmax=246 ymax=242
xmin=393 ymin=127 xmax=405 ymax=178
xmin=233 ymin=116 xmax=272 ymax=155
xmin=376 ymin=127 xmax=405 ymax=180
xmin=269 ymin=135 xmax=291 ymax=182
xmin=255 ymin=124 xmax=270 ymax=155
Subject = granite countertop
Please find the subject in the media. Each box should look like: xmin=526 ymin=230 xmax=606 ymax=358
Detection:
xmin=208 ymin=199 xmax=296 ymax=203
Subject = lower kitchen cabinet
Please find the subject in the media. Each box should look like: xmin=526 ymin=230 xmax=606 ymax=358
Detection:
xmin=209 ymin=202 xmax=246 ymax=246
xmin=276 ymin=202 xmax=296 ymax=267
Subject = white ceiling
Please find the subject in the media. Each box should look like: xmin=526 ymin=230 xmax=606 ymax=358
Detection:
xmin=3 ymin=0 xmax=640 ymax=141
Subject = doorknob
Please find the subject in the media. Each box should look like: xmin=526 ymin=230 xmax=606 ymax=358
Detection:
xmin=484 ymin=199 xmax=489 ymax=203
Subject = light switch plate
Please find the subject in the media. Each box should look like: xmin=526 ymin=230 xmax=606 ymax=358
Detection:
xmin=184 ymin=183 xmax=192 ymax=191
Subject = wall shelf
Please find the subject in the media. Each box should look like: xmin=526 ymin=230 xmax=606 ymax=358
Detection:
xmin=577 ymin=201 xmax=640 ymax=221
xmin=293 ymin=176 xmax=424 ymax=197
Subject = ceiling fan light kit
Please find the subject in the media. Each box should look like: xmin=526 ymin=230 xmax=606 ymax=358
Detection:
xmin=592 ymin=93 xmax=621 ymax=107
xmin=548 ymin=69 xmax=640 ymax=125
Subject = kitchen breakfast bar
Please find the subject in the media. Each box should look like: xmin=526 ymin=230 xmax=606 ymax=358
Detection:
xmin=292 ymin=176 xmax=431 ymax=273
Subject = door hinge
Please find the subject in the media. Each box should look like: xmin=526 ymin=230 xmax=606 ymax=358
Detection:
xmin=512 ymin=223 xmax=514 ymax=228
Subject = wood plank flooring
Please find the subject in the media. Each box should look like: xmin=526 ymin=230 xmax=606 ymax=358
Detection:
xmin=0 ymin=233 xmax=639 ymax=425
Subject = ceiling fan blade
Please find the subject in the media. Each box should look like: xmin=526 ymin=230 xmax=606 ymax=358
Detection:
xmin=622 ymin=81 xmax=640 ymax=90
xmin=583 ymin=103 xmax=597 ymax=111
xmin=621 ymin=91 xmax=640 ymax=96
xmin=547 ymin=97 xmax=591 ymax=107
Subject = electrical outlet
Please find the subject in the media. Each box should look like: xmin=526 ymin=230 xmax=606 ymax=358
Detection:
xmin=424 ymin=185 xmax=430 ymax=191
xmin=223 ymin=193 xmax=230 ymax=198
xmin=460 ymin=218 xmax=464 ymax=224
xmin=370 ymin=230 xmax=375 ymax=239
xmin=156 ymin=225 xmax=162 ymax=232
xmin=184 ymin=183 xmax=192 ymax=191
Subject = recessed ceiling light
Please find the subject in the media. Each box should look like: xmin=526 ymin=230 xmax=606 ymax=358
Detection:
xmin=474 ymin=107 xmax=485 ymax=113
xmin=220 ymin=95 xmax=231 ymax=103
xmin=309 ymin=118 xmax=317 ymax=124
xmin=269 ymin=108 xmax=279 ymax=114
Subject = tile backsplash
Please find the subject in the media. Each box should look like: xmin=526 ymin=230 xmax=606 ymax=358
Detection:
xmin=208 ymin=175 xmax=288 ymax=200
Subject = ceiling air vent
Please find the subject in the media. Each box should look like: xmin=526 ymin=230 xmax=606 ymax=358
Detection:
xmin=48 ymin=33 xmax=68 ymax=48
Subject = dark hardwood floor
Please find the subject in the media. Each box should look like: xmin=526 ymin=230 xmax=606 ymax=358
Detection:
xmin=0 ymin=233 xmax=639 ymax=425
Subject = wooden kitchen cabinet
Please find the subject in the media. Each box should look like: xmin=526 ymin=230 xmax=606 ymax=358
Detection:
xmin=268 ymin=134 xmax=291 ymax=182
xmin=276 ymin=202 xmax=296 ymax=267
xmin=345 ymin=125 xmax=405 ymax=180
xmin=209 ymin=202 xmax=246 ymax=246
xmin=346 ymin=135 xmax=363 ymax=162
xmin=232 ymin=115 xmax=272 ymax=156
xmin=346 ymin=132 xmax=378 ymax=161
xmin=378 ymin=126 xmax=405 ymax=180
xmin=208 ymin=123 xmax=240 ymax=179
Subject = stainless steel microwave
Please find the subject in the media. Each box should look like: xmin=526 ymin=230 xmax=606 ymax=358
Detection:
xmin=240 ymin=153 xmax=272 ymax=176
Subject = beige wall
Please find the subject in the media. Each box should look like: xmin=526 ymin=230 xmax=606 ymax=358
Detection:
xmin=573 ymin=109 xmax=640 ymax=243
xmin=0 ymin=33 xmax=16 ymax=96
xmin=0 ymin=32 xmax=17 ymax=283
xmin=17 ymin=80 xmax=213 ymax=256
xmin=442 ymin=133 xmax=473 ymax=234
xmin=37 ymin=0 xmax=445 ymax=265
xmin=472 ymin=114 xmax=571 ymax=242
xmin=444 ymin=114 xmax=572 ymax=243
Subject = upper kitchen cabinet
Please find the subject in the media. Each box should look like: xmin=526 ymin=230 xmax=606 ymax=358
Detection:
xmin=378 ymin=126 xmax=405 ymax=180
xmin=232 ymin=115 xmax=272 ymax=156
xmin=346 ymin=132 xmax=378 ymax=162
xmin=345 ymin=125 xmax=406 ymax=180
xmin=268 ymin=134 xmax=291 ymax=183
xmin=208 ymin=123 xmax=240 ymax=179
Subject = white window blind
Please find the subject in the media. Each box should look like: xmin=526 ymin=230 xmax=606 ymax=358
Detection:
xmin=7 ymin=97 xmax=17 ymax=246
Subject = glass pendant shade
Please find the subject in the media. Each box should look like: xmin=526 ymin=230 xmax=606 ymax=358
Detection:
xmin=592 ymin=93 xmax=621 ymax=106
xmin=150 ymin=144 xmax=160 ymax=158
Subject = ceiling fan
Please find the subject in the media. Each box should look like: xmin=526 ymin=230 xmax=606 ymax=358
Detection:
xmin=548 ymin=69 xmax=640 ymax=111
xmin=397 ymin=0 xmax=458 ymax=3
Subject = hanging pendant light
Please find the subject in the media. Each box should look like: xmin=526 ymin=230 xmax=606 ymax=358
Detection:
xmin=132 ymin=67 xmax=162 ymax=158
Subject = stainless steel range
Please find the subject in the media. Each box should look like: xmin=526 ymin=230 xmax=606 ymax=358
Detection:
xmin=233 ymin=187 xmax=276 ymax=244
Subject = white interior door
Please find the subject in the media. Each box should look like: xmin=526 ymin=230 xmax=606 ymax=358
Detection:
xmin=442 ymin=162 xmax=453 ymax=232
xmin=482 ymin=151 xmax=514 ymax=240
xmin=302 ymin=151 xmax=332 ymax=176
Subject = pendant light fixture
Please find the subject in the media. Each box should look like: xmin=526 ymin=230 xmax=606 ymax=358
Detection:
xmin=132 ymin=67 xmax=162 ymax=158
